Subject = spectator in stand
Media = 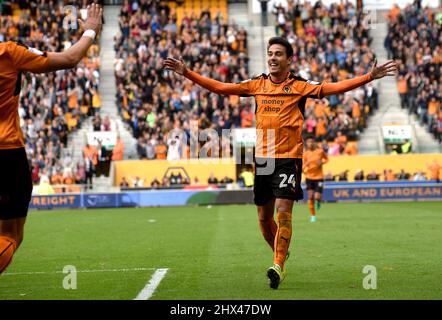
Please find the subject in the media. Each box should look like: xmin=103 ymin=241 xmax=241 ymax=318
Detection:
xmin=413 ymin=171 xmax=427 ymax=181
xmin=337 ymin=170 xmax=349 ymax=182
xmin=167 ymin=135 xmax=181 ymax=161
xmin=131 ymin=176 xmax=144 ymax=188
xmin=102 ymin=116 xmax=112 ymax=131
xmin=96 ymin=140 xmax=109 ymax=177
xmin=77 ymin=161 xmax=86 ymax=184
xmin=83 ymin=143 xmax=98 ymax=168
xmin=208 ymin=172 xmax=219 ymax=185
xmin=162 ymin=176 xmax=170 ymax=188
xmin=396 ymin=169 xmax=410 ymax=180
xmin=155 ymin=140 xmax=167 ymax=160
xmin=384 ymin=169 xmax=396 ymax=181
xmin=146 ymin=138 xmax=157 ymax=160
xmin=324 ymin=171 xmax=335 ymax=181
xmin=279 ymin=0 xmax=377 ymax=154
xmin=220 ymin=176 xmax=234 ymax=184
xmin=51 ymin=169 xmax=64 ymax=185
xmin=114 ymin=0 xmax=250 ymax=160
xmin=170 ymin=172 xmax=184 ymax=185
xmin=239 ymin=167 xmax=254 ymax=187
xmin=84 ymin=156 xmax=95 ymax=190
xmin=93 ymin=113 xmax=102 ymax=131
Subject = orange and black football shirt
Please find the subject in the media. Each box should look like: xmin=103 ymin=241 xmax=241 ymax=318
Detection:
xmin=0 ymin=41 xmax=49 ymax=149
xmin=303 ymin=147 xmax=329 ymax=180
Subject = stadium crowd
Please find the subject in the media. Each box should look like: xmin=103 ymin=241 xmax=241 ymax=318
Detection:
xmin=114 ymin=0 xmax=251 ymax=160
xmin=273 ymin=0 xmax=378 ymax=155
xmin=325 ymin=161 xmax=441 ymax=183
xmin=385 ymin=1 xmax=442 ymax=143
xmin=1 ymin=0 xmax=103 ymax=187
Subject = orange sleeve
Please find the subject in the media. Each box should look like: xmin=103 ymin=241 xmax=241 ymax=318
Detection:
xmin=184 ymin=69 xmax=253 ymax=96
xmin=322 ymin=73 xmax=373 ymax=97
xmin=7 ymin=41 xmax=49 ymax=73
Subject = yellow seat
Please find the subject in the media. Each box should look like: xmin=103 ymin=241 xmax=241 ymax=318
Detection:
xmin=81 ymin=106 xmax=89 ymax=114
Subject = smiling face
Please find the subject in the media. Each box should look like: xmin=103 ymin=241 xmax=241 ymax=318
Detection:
xmin=267 ymin=44 xmax=292 ymax=78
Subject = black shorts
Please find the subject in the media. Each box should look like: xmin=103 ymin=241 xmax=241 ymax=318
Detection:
xmin=306 ymin=179 xmax=324 ymax=193
xmin=253 ymin=158 xmax=303 ymax=206
xmin=0 ymin=148 xmax=33 ymax=220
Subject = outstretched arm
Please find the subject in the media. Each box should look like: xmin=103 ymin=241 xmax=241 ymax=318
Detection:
xmin=163 ymin=57 xmax=250 ymax=95
xmin=322 ymin=60 xmax=397 ymax=96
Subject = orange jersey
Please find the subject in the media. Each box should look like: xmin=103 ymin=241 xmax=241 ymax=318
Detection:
xmin=185 ymin=70 xmax=372 ymax=159
xmin=303 ymin=147 xmax=329 ymax=180
xmin=0 ymin=41 xmax=49 ymax=149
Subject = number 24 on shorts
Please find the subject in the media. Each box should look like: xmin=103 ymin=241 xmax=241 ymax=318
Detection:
xmin=279 ymin=174 xmax=296 ymax=188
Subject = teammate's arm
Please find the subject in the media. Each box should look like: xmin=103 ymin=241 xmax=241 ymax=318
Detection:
xmin=321 ymin=60 xmax=397 ymax=96
xmin=163 ymin=57 xmax=251 ymax=95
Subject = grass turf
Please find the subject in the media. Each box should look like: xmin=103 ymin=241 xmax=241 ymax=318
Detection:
xmin=0 ymin=202 xmax=441 ymax=300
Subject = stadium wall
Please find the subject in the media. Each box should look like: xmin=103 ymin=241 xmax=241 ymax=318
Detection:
xmin=29 ymin=182 xmax=442 ymax=210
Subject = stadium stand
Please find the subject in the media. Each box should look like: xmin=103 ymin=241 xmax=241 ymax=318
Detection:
xmin=114 ymin=0 xmax=251 ymax=160
xmin=385 ymin=2 xmax=441 ymax=143
xmin=1 ymin=0 xmax=102 ymax=191
xmin=274 ymin=0 xmax=378 ymax=155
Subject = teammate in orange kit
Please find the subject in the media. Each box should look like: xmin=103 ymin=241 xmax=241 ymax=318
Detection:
xmin=164 ymin=37 xmax=397 ymax=289
xmin=303 ymin=136 xmax=329 ymax=222
xmin=0 ymin=4 xmax=102 ymax=275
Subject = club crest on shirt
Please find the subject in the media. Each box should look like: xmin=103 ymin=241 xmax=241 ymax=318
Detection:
xmin=283 ymin=85 xmax=291 ymax=93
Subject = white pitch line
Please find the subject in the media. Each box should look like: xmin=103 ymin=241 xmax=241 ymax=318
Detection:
xmin=4 ymin=267 xmax=154 ymax=276
xmin=134 ymin=268 xmax=169 ymax=300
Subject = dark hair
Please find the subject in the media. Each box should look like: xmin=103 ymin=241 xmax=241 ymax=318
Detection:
xmin=267 ymin=37 xmax=294 ymax=58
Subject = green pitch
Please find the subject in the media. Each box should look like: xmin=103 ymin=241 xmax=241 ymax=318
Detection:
xmin=1 ymin=202 xmax=441 ymax=300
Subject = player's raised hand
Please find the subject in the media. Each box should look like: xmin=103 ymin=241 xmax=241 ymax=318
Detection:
xmin=78 ymin=3 xmax=103 ymax=35
xmin=163 ymin=57 xmax=188 ymax=76
xmin=370 ymin=59 xmax=398 ymax=79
